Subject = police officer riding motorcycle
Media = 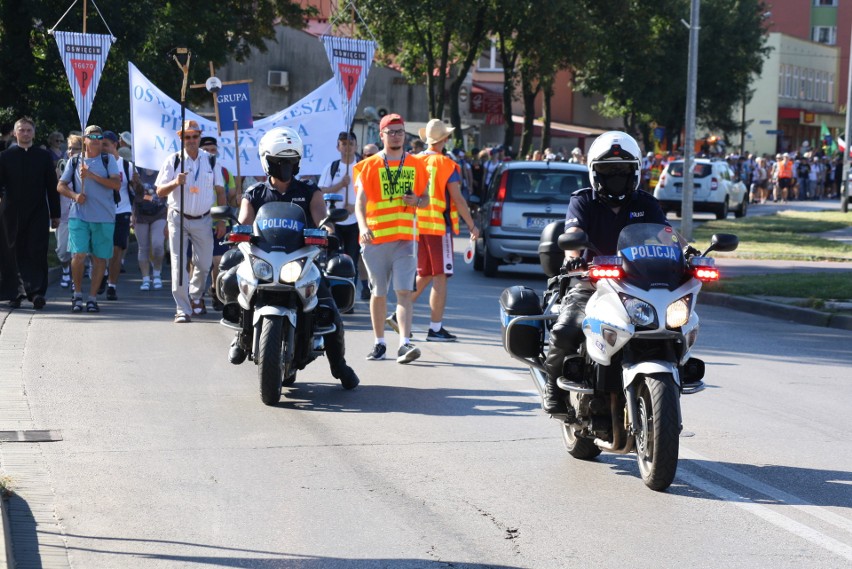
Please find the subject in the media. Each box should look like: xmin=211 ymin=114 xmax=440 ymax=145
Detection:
xmin=218 ymin=127 xmax=360 ymax=391
xmin=543 ymin=131 xmax=668 ymax=413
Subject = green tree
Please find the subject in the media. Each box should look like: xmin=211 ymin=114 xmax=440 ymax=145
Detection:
xmin=574 ymin=0 xmax=769 ymax=151
xmin=0 ymin=0 xmax=313 ymax=142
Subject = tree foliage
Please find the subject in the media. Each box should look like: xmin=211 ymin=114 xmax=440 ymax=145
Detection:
xmin=0 ymin=0 xmax=313 ymax=142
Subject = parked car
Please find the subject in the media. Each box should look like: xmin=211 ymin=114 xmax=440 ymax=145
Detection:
xmin=654 ymin=158 xmax=748 ymax=220
xmin=473 ymin=160 xmax=588 ymax=277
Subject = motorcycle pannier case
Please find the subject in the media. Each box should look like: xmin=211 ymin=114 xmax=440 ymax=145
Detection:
xmin=326 ymin=254 xmax=356 ymax=313
xmin=538 ymin=220 xmax=565 ymax=278
xmin=499 ymin=286 xmax=543 ymax=358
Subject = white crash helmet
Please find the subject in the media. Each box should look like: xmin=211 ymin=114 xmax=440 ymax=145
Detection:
xmin=587 ymin=131 xmax=642 ymax=206
xmin=258 ymin=127 xmax=303 ymax=178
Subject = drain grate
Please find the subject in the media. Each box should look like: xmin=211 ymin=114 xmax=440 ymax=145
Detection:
xmin=0 ymin=430 xmax=63 ymax=442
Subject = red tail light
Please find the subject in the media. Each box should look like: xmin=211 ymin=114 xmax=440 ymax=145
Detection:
xmin=228 ymin=233 xmax=251 ymax=243
xmin=490 ymin=171 xmax=508 ymax=227
xmin=693 ymin=268 xmax=719 ymax=281
xmin=589 ymin=266 xmax=623 ymax=281
xmin=659 ymin=173 xmax=667 ymax=186
xmin=710 ymin=177 xmax=718 ymax=190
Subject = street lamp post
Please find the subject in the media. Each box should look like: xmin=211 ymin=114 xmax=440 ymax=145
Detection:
xmin=681 ymin=0 xmax=701 ymax=240
xmin=842 ymin=22 xmax=852 ymax=213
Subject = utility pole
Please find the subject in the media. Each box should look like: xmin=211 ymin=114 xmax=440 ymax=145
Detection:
xmin=681 ymin=0 xmax=700 ymax=240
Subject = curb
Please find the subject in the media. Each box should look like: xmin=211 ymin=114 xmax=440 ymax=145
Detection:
xmin=699 ymin=292 xmax=852 ymax=332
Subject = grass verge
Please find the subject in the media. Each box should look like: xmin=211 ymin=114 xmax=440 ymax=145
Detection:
xmin=705 ymin=272 xmax=852 ymax=302
xmin=693 ymin=210 xmax=852 ymax=261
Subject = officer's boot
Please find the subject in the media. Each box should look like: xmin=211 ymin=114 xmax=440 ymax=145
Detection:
xmin=543 ymin=345 xmax=568 ymax=414
xmin=325 ymin=305 xmax=359 ymax=390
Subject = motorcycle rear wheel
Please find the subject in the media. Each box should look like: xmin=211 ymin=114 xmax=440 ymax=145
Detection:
xmin=635 ymin=373 xmax=680 ymax=491
xmin=561 ymin=424 xmax=602 ymax=460
xmin=258 ymin=317 xmax=285 ymax=406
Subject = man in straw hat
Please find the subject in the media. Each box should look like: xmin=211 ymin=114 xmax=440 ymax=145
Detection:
xmin=387 ymin=118 xmax=479 ymax=342
xmin=155 ymin=120 xmax=227 ymax=323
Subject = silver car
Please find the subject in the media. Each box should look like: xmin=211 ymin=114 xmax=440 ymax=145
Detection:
xmin=473 ymin=161 xmax=588 ymax=277
xmin=654 ymin=158 xmax=748 ymax=220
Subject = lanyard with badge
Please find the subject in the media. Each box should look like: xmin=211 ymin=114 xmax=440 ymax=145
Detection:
xmin=188 ymin=155 xmax=201 ymax=194
xmin=381 ymin=151 xmax=407 ymax=200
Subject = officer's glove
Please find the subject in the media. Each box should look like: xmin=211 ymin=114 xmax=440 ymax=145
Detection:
xmin=683 ymin=245 xmax=702 ymax=259
xmin=564 ymin=257 xmax=588 ymax=272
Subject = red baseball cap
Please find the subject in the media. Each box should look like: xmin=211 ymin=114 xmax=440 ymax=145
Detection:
xmin=379 ymin=113 xmax=404 ymax=131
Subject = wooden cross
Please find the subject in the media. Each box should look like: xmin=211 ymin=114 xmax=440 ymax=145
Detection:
xmin=190 ymin=62 xmax=253 ymax=194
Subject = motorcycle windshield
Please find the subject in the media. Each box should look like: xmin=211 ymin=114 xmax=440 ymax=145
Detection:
xmin=616 ymin=224 xmax=687 ymax=290
xmin=253 ymin=202 xmax=307 ymax=253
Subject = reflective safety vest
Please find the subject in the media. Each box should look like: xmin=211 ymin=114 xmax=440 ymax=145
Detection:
xmin=649 ymin=163 xmax=664 ymax=188
xmin=355 ymin=153 xmax=428 ymax=244
xmin=778 ymin=159 xmax=793 ymax=179
xmin=417 ymin=152 xmax=460 ymax=236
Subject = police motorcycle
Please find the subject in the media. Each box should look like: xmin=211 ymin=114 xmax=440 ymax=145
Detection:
xmin=500 ymin=220 xmax=738 ymax=491
xmin=212 ymin=193 xmax=355 ymax=406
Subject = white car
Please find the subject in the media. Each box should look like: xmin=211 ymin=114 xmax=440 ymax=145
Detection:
xmin=654 ymin=159 xmax=748 ymax=220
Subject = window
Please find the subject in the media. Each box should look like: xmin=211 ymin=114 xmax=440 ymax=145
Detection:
xmin=785 ymin=65 xmax=793 ymax=98
xmin=813 ymin=0 xmax=837 ymax=6
xmin=812 ymin=26 xmax=837 ymax=45
xmin=477 ymin=39 xmax=503 ymax=72
xmin=794 ymin=67 xmax=800 ymax=99
xmin=829 ymin=73 xmax=835 ymax=103
xmin=778 ymin=64 xmax=785 ymax=97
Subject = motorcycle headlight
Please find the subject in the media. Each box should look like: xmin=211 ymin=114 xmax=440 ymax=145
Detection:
xmin=250 ymin=256 xmax=274 ymax=282
xmin=621 ymin=296 xmax=657 ymax=328
xmin=280 ymin=260 xmax=305 ymax=283
xmin=666 ymin=295 xmax=693 ymax=329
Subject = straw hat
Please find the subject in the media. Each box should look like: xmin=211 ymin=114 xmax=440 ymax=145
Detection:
xmin=176 ymin=120 xmax=201 ymax=136
xmin=418 ymin=119 xmax=455 ymax=145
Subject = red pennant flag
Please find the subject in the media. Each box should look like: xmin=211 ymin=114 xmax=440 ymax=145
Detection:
xmin=337 ymin=63 xmax=362 ymax=100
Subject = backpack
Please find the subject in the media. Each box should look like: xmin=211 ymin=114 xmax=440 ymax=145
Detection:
xmin=70 ymin=154 xmax=120 ymax=205
xmin=121 ymin=159 xmax=138 ymax=205
xmin=329 ymin=156 xmax=361 ymax=180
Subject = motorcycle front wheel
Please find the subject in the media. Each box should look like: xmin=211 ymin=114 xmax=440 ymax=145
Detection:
xmin=635 ymin=373 xmax=680 ymax=491
xmin=258 ymin=317 xmax=285 ymax=406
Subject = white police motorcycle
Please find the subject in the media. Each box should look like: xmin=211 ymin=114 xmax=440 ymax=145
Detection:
xmin=213 ymin=194 xmax=354 ymax=406
xmin=500 ymin=221 xmax=738 ymax=490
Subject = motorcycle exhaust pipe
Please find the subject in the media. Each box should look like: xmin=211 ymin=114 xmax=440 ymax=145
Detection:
xmin=593 ymin=393 xmax=634 ymax=454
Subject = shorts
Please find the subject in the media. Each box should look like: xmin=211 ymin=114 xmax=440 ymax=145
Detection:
xmin=69 ymin=218 xmax=115 ymax=260
xmin=113 ymin=212 xmax=132 ymax=249
xmin=417 ymin=232 xmax=454 ymax=277
xmin=778 ymin=177 xmax=793 ymax=189
xmin=361 ymin=240 xmax=417 ymax=297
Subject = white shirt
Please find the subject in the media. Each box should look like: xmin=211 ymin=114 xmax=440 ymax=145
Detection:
xmin=155 ymin=149 xmax=224 ymax=217
xmin=115 ymin=156 xmax=134 ymax=214
xmin=317 ymin=158 xmax=357 ymax=225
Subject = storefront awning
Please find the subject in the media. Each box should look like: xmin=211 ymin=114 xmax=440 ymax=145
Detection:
xmin=511 ymin=116 xmax=608 ymax=138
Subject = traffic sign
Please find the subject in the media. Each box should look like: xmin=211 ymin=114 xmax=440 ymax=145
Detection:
xmin=766 ymin=129 xmax=783 ymax=135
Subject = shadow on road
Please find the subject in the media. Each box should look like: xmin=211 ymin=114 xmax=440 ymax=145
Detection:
xmin=274 ymin=383 xmax=539 ymax=417
xmin=37 ymin=531 xmax=529 ymax=568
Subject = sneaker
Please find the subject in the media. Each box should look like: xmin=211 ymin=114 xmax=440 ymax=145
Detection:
xmin=152 ymin=276 xmax=163 ymax=290
xmin=71 ymin=298 xmax=83 ymax=313
xmin=140 ymin=279 xmax=151 ymax=291
xmin=85 ymin=300 xmax=100 ymax=313
xmin=396 ymin=343 xmax=421 ymax=364
xmin=174 ymin=313 xmax=191 ymax=323
xmin=366 ymin=343 xmax=387 ymax=361
xmin=32 ymin=295 xmax=46 ymax=310
xmin=97 ymin=277 xmax=107 ymax=295
xmin=385 ymin=312 xmax=399 ymax=333
xmin=427 ymin=327 xmax=457 ymax=342
xmin=106 ymin=286 xmax=118 ymax=301
xmin=60 ymin=273 xmax=71 ymax=288
xmin=191 ymin=297 xmax=207 ymax=315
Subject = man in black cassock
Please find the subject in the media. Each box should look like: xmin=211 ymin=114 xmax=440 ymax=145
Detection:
xmin=0 ymin=117 xmax=60 ymax=308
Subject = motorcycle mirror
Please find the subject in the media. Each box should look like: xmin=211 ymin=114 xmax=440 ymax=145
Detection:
xmin=211 ymin=205 xmax=238 ymax=222
xmin=704 ymin=233 xmax=739 ymax=255
xmin=327 ymin=208 xmax=349 ymax=223
xmin=557 ymin=230 xmax=595 ymax=253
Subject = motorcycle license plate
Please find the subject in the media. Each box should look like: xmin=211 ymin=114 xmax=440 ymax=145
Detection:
xmin=526 ymin=217 xmax=560 ymax=229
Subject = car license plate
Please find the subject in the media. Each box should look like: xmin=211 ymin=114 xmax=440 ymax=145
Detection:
xmin=673 ymin=183 xmax=682 ymax=193
xmin=526 ymin=217 xmax=560 ymax=229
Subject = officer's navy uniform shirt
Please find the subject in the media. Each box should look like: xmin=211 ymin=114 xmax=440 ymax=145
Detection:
xmin=565 ymin=188 xmax=669 ymax=261
xmin=243 ymin=178 xmax=319 ymax=229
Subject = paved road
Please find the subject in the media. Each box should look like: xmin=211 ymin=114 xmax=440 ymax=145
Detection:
xmin=1 ymin=235 xmax=851 ymax=568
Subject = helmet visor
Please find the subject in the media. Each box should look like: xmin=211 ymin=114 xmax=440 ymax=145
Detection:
xmin=593 ymin=162 xmax=635 ymax=177
xmin=266 ymin=156 xmax=300 ymax=181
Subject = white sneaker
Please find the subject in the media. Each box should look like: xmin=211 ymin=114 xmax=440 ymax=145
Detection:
xmin=396 ymin=343 xmax=421 ymax=364
xmin=140 ymin=278 xmax=151 ymax=291
xmin=153 ymin=276 xmax=163 ymax=290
